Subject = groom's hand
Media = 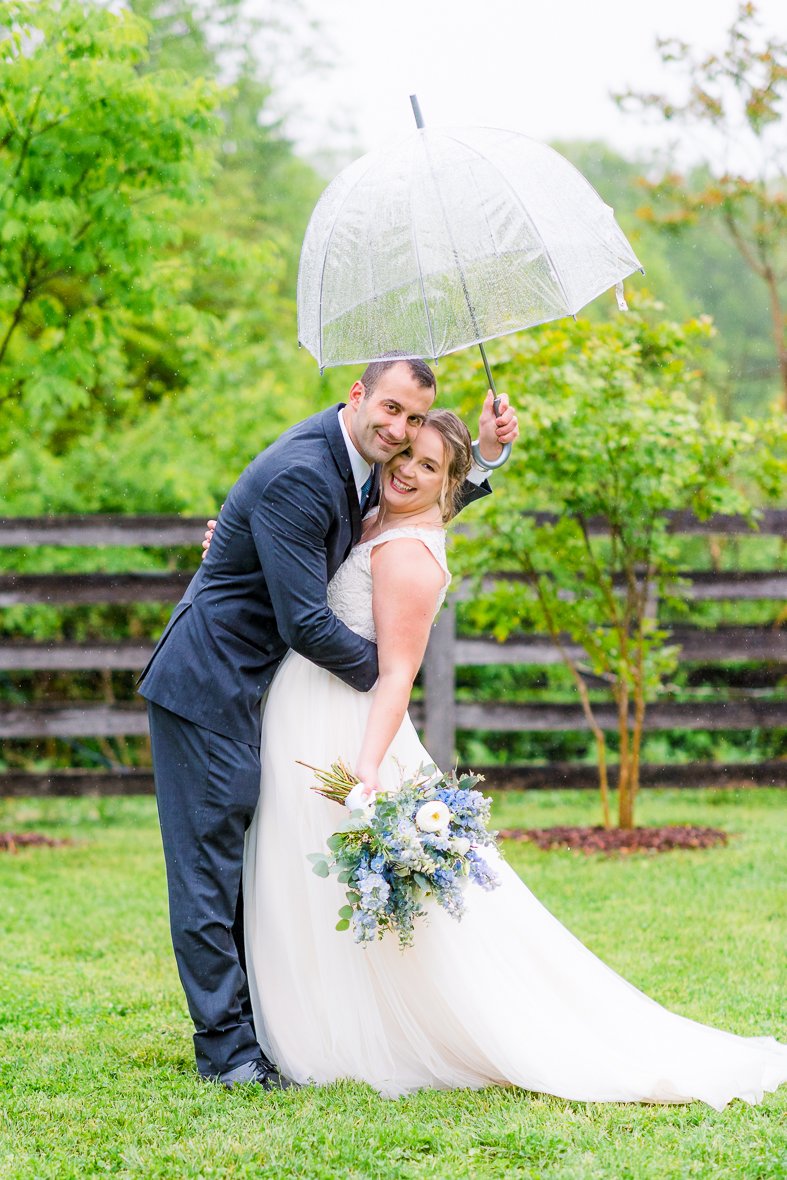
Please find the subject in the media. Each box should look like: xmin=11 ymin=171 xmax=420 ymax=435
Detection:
xmin=477 ymin=391 xmax=518 ymax=464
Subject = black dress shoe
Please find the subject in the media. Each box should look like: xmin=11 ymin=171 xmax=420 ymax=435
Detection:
xmin=217 ymin=1060 xmax=298 ymax=1090
xmin=257 ymin=1064 xmax=298 ymax=1091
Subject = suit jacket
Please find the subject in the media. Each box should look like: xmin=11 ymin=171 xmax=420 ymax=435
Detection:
xmin=139 ymin=404 xmax=490 ymax=744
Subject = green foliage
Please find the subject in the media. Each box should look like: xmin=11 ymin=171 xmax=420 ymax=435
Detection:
xmin=615 ymin=2 xmax=787 ymax=406
xmin=554 ymin=139 xmax=779 ymax=417
xmin=0 ymin=0 xmax=326 ymax=514
xmin=0 ymin=0 xmax=222 ymax=447
xmin=442 ymin=305 xmax=786 ymax=826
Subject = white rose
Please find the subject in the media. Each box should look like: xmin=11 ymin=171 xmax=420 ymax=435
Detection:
xmin=345 ymin=783 xmax=373 ymax=813
xmin=452 ymin=837 xmax=471 ymax=857
xmin=414 ymin=801 xmax=452 ymax=834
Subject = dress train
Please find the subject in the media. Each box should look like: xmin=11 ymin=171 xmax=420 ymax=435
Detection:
xmin=243 ymin=531 xmax=787 ymax=1107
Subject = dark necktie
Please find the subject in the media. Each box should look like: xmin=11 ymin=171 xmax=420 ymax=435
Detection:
xmin=360 ymin=472 xmax=374 ymax=514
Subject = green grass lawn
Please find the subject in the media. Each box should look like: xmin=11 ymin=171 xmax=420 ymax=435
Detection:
xmin=1 ymin=789 xmax=785 ymax=1179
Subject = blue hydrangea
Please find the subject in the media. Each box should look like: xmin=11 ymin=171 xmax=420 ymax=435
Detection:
xmin=310 ymin=767 xmax=501 ymax=948
xmin=467 ymin=849 xmax=500 ymax=891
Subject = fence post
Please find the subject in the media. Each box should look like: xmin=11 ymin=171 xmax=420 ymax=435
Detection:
xmin=423 ymin=600 xmax=456 ymax=770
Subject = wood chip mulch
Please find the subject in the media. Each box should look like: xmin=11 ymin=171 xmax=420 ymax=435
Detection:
xmin=0 ymin=831 xmax=70 ymax=853
xmin=498 ymin=825 xmax=729 ymax=854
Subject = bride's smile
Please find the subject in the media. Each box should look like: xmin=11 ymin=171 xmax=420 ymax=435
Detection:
xmin=381 ymin=427 xmax=445 ymax=521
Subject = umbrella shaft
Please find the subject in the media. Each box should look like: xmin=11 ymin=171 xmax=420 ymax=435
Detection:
xmin=478 ymin=342 xmax=497 ymax=400
xmin=410 ymin=94 xmax=508 ymax=466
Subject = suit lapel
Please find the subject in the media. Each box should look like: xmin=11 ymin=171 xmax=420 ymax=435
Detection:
xmin=320 ymin=404 xmax=363 ymax=544
xmin=347 ymin=472 xmax=363 ymax=542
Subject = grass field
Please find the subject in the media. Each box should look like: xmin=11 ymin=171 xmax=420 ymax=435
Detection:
xmin=1 ymin=789 xmax=785 ymax=1179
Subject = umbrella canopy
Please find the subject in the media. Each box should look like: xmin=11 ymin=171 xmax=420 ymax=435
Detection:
xmin=297 ymin=124 xmax=643 ymax=371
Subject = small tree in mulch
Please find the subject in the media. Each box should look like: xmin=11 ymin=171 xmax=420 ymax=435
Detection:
xmin=449 ymin=305 xmax=786 ymax=833
xmin=497 ymin=824 xmax=729 ymax=855
xmin=0 ymin=832 xmax=67 ymax=852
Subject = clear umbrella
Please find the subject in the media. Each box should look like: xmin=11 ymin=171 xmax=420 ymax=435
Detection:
xmin=298 ymin=97 xmax=643 ymax=466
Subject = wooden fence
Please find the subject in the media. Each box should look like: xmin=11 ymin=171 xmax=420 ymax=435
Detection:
xmin=0 ymin=512 xmax=785 ymax=796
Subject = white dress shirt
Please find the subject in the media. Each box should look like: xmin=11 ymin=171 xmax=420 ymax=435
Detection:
xmin=338 ymin=408 xmax=372 ymax=503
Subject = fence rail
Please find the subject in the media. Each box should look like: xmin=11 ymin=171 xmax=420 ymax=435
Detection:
xmin=2 ymin=697 xmax=784 ymax=741
xmin=2 ymin=759 xmax=786 ymax=798
xmin=2 ymin=508 xmax=786 ymax=546
xmin=0 ymin=627 xmax=784 ymax=673
xmin=2 ymin=570 xmax=786 ymax=609
xmin=1 ymin=512 xmax=785 ymax=795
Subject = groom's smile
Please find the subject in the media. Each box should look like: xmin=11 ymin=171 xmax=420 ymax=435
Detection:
xmin=344 ymin=360 xmax=436 ymax=466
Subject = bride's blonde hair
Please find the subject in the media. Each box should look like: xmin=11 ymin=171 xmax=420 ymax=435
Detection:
xmin=421 ymin=409 xmax=473 ymax=522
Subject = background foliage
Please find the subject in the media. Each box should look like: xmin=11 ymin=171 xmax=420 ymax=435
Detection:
xmin=0 ymin=0 xmax=785 ymax=789
xmin=1 ymin=0 xmax=785 ymax=517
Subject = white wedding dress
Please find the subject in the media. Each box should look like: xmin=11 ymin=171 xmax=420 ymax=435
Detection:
xmin=243 ymin=527 xmax=787 ymax=1108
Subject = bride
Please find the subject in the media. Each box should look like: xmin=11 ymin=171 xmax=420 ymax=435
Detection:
xmin=238 ymin=409 xmax=787 ymax=1109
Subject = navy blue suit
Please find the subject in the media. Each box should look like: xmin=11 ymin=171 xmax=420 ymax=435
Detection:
xmin=140 ymin=404 xmax=489 ymax=1076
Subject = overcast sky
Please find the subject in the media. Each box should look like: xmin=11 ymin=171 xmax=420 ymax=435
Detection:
xmin=264 ymin=0 xmax=785 ymax=175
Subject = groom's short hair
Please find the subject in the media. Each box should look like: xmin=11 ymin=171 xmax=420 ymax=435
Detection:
xmin=360 ymin=355 xmax=436 ymax=398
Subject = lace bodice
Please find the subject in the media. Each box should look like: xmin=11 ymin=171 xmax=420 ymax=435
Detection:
xmin=327 ymin=526 xmax=451 ymax=642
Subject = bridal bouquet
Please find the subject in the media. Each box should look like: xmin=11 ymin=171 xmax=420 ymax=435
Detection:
xmin=301 ymin=759 xmax=501 ymax=949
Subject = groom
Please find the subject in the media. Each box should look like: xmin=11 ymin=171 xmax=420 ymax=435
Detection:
xmin=140 ymin=357 xmax=517 ymax=1089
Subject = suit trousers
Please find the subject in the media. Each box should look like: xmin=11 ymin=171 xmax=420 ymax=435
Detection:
xmin=147 ymin=700 xmax=267 ymax=1077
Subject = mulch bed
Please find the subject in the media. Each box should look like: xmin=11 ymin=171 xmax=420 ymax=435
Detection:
xmin=498 ymin=825 xmax=729 ymax=854
xmin=0 ymin=831 xmax=70 ymax=853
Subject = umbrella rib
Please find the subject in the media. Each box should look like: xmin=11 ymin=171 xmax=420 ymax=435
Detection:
xmin=441 ymin=131 xmax=575 ymax=315
xmin=466 ymin=155 xmax=500 ymax=259
xmin=407 ymin=163 xmax=437 ymax=361
xmin=315 ymin=153 xmax=382 ymax=369
xmin=318 ymin=252 xmax=535 ymax=330
xmin=314 ymin=314 xmax=582 ymax=370
xmin=418 ymin=132 xmax=485 ymax=345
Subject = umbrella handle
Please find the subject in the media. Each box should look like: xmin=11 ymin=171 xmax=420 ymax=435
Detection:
xmin=472 ymin=436 xmax=512 ymax=470
xmin=472 ymin=342 xmax=512 ymax=469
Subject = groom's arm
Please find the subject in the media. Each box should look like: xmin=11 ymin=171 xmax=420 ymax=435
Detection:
xmin=456 ymin=473 xmax=492 ymax=514
xmin=250 ymin=465 xmax=379 ymax=692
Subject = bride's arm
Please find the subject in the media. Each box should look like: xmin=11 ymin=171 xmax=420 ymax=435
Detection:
xmin=355 ymin=538 xmax=446 ymax=793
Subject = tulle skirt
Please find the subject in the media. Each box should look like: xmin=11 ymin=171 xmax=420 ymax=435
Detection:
xmin=243 ymin=651 xmax=787 ymax=1107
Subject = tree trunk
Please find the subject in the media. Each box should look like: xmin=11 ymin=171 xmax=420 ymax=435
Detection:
xmin=573 ymin=672 xmax=611 ymax=830
xmin=527 ymin=564 xmax=613 ymax=827
xmin=560 ymin=659 xmax=611 ymax=828
xmin=629 ymin=577 xmax=656 ymax=819
xmin=629 ymin=678 xmax=646 ymax=816
xmin=618 ymin=771 xmax=635 ymax=829
xmin=594 ymin=730 xmax=611 ymax=831
xmin=616 ymin=683 xmax=634 ymax=829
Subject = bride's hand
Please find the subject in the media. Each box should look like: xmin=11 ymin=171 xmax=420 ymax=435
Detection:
xmin=201 ymin=506 xmax=223 ymax=560
xmin=201 ymin=520 xmax=217 ymax=560
xmin=354 ymin=763 xmax=381 ymax=799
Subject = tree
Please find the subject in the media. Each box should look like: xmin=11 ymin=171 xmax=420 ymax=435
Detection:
xmin=554 ymin=139 xmax=779 ymax=417
xmin=444 ymin=305 xmax=784 ymax=829
xmin=0 ymin=0 xmax=326 ymax=513
xmin=0 ymin=0 xmax=221 ymax=450
xmin=129 ymin=0 xmax=326 ymax=283
xmin=615 ymin=2 xmax=787 ymax=408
